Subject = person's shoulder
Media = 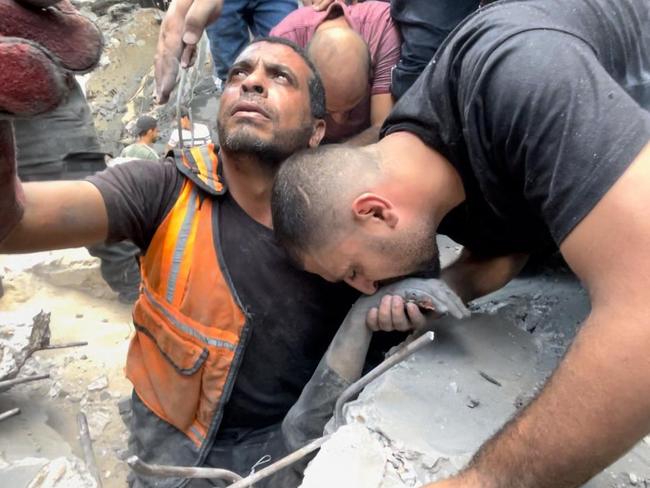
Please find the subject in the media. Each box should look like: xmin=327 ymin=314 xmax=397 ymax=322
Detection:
xmin=351 ymin=0 xmax=391 ymax=24
xmin=270 ymin=5 xmax=319 ymax=36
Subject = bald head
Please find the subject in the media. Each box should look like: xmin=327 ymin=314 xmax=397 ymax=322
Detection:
xmin=272 ymin=144 xmax=381 ymax=261
xmin=308 ymin=26 xmax=370 ymax=114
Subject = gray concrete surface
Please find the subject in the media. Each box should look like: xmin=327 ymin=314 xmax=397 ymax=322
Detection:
xmin=302 ymin=241 xmax=650 ymax=487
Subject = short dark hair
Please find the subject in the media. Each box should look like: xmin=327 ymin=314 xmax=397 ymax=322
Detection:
xmin=179 ymin=106 xmax=190 ymax=119
xmin=134 ymin=115 xmax=157 ymax=136
xmin=272 ymin=144 xmax=379 ymax=263
xmin=248 ymin=36 xmax=326 ymax=120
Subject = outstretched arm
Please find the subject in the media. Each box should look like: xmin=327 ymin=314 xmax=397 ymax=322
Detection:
xmin=282 ymin=278 xmax=469 ymax=450
xmin=0 ymin=0 xmax=106 ymax=251
xmin=426 ymin=141 xmax=650 ymax=488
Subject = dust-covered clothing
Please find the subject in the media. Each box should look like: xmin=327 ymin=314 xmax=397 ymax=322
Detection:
xmin=271 ymin=0 xmax=401 ymax=142
xmin=167 ymin=123 xmax=213 ymax=149
xmin=383 ymin=0 xmax=650 ymax=257
xmin=120 ymin=143 xmax=159 ymax=161
xmin=88 ymin=154 xmax=359 ymax=486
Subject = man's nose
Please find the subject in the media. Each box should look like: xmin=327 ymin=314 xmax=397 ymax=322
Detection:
xmin=241 ymin=69 xmax=267 ymax=96
xmin=345 ymin=275 xmax=378 ymax=295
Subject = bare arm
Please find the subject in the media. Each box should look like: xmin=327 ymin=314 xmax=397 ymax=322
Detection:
xmin=426 ymin=141 xmax=650 ymax=488
xmin=441 ymin=249 xmax=529 ymax=303
xmin=0 ymin=180 xmax=108 ymax=253
xmin=344 ymin=93 xmax=394 ymax=146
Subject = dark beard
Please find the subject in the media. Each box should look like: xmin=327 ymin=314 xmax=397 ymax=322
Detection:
xmin=218 ymin=122 xmax=314 ymax=167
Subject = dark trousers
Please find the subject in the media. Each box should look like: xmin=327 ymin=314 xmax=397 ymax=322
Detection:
xmin=390 ymin=0 xmax=480 ymax=99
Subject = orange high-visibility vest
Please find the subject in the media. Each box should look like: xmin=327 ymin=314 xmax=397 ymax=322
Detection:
xmin=126 ymin=144 xmax=247 ymax=447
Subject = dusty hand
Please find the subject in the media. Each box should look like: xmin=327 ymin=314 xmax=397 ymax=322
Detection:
xmin=0 ymin=0 xmax=102 ymax=240
xmin=301 ymin=0 xmax=341 ymax=11
xmin=357 ymin=278 xmax=470 ymax=332
xmin=154 ymin=0 xmax=223 ymax=103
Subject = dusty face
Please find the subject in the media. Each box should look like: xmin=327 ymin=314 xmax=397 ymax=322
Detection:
xmin=217 ymin=42 xmax=322 ymax=164
xmin=303 ymin=222 xmax=439 ymax=295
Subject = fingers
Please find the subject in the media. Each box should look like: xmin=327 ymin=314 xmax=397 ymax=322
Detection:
xmin=366 ymin=295 xmax=420 ymax=332
xmin=183 ymin=0 xmax=223 ymax=46
xmin=0 ymin=38 xmax=67 ymax=116
xmin=311 ymin=0 xmax=335 ymax=11
xmin=405 ymin=302 xmax=427 ymax=328
xmin=155 ymin=2 xmax=185 ymax=103
xmin=0 ymin=0 xmax=103 ymax=73
xmin=155 ymin=0 xmax=222 ymax=103
xmin=427 ymin=283 xmax=470 ymax=319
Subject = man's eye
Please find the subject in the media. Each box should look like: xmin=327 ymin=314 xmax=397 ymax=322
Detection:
xmin=275 ymin=73 xmax=288 ymax=81
xmin=349 ymin=269 xmax=357 ymax=280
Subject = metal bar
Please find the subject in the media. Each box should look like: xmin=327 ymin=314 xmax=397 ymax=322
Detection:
xmin=126 ymin=457 xmax=242 ymax=483
xmin=176 ymin=68 xmax=187 ymax=148
xmin=127 ymin=435 xmax=329 ymax=486
xmin=77 ymin=412 xmax=103 ymax=488
xmin=0 ymin=373 xmax=50 ymax=390
xmin=38 ymin=341 xmax=88 ymax=351
xmin=334 ymin=331 xmax=435 ymax=428
xmin=0 ymin=408 xmax=20 ymax=422
xmin=227 ymin=435 xmax=330 ymax=488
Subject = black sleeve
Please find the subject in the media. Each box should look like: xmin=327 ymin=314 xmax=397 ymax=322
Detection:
xmin=385 ymin=30 xmax=650 ymax=245
xmin=86 ymin=158 xmax=184 ymax=251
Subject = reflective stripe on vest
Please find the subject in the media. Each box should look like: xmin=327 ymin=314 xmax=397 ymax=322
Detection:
xmin=126 ymin=146 xmax=246 ymax=447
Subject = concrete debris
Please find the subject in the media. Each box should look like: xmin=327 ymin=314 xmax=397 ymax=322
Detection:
xmin=303 ymin=269 xmax=650 ymax=487
xmin=26 ymin=457 xmax=97 ymax=488
xmin=0 ymin=310 xmax=51 ymax=385
xmin=83 ymin=408 xmax=112 ymax=441
xmin=87 ymin=375 xmax=109 ymax=392
xmin=300 ymin=425 xmax=387 ymax=488
xmin=29 ymin=256 xmax=115 ymax=300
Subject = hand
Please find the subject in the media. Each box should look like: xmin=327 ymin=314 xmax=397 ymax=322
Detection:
xmin=0 ymin=0 xmax=102 ymax=240
xmin=154 ymin=0 xmax=223 ymax=103
xmin=359 ymin=278 xmax=471 ymax=332
xmin=301 ymin=0 xmax=340 ymax=11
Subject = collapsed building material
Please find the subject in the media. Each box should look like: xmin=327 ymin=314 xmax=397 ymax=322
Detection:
xmin=77 ymin=413 xmax=104 ymax=488
xmin=0 ymin=310 xmax=51 ymax=388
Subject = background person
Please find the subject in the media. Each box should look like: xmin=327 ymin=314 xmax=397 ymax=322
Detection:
xmin=165 ymin=106 xmax=212 ymax=151
xmin=271 ymin=0 xmax=400 ymax=144
xmin=121 ymin=116 xmax=160 ymax=160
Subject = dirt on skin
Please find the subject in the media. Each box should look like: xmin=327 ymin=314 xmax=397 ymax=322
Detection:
xmin=0 ymin=249 xmax=134 ymax=488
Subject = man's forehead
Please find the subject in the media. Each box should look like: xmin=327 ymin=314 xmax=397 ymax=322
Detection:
xmin=235 ymin=42 xmax=311 ymax=77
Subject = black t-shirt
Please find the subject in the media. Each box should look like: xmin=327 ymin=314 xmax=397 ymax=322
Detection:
xmin=88 ymin=159 xmax=359 ymax=431
xmin=383 ymin=0 xmax=650 ymax=257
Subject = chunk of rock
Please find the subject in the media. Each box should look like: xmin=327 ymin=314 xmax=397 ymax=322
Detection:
xmin=87 ymin=375 xmax=109 ymax=392
xmin=0 ymin=310 xmax=51 ymax=385
xmin=300 ymin=425 xmax=387 ymax=488
xmin=26 ymin=456 xmax=97 ymax=488
xmin=29 ymin=255 xmax=115 ymax=300
xmin=84 ymin=408 xmax=112 ymax=440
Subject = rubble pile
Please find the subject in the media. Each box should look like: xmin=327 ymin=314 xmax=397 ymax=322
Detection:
xmin=300 ymin=270 xmax=650 ymax=488
xmin=0 ymin=311 xmax=51 ymax=385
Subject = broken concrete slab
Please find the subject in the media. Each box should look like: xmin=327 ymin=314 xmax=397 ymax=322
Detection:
xmin=25 ymin=456 xmax=97 ymax=488
xmin=304 ymin=269 xmax=650 ymax=487
xmin=301 ymin=425 xmax=387 ymax=488
xmin=0 ymin=310 xmax=51 ymax=386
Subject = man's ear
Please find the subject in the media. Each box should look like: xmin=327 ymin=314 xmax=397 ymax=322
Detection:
xmin=308 ymin=119 xmax=326 ymax=147
xmin=351 ymin=193 xmax=398 ymax=228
